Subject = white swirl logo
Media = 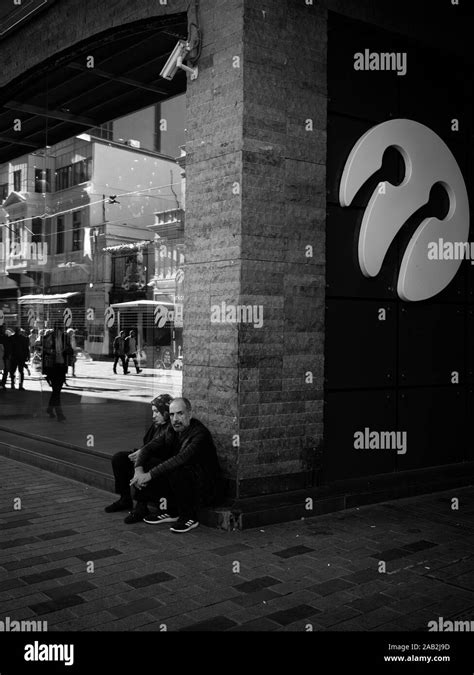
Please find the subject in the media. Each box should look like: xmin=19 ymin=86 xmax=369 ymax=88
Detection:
xmin=104 ymin=306 xmax=115 ymax=328
xmin=27 ymin=308 xmax=36 ymax=328
xmin=154 ymin=304 xmax=169 ymax=328
xmin=63 ymin=308 xmax=72 ymax=328
xmin=339 ymin=119 xmax=470 ymax=301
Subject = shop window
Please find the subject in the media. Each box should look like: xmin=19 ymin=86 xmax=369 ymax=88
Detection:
xmin=72 ymin=211 xmax=82 ymax=251
xmin=56 ymin=216 xmax=64 ymax=254
xmin=55 ymin=159 xmax=92 ymax=191
xmin=13 ymin=170 xmax=21 ymax=192
xmin=32 ymin=218 xmax=42 ymax=244
xmin=88 ymin=122 xmax=113 ymax=140
xmin=34 ymin=169 xmax=51 ymax=193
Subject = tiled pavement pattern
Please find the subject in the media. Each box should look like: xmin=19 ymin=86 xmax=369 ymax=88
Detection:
xmin=1 ymin=455 xmax=474 ymax=632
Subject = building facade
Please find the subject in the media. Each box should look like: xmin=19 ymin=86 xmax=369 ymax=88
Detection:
xmin=0 ymin=132 xmax=183 ymax=356
xmin=0 ymin=0 xmax=472 ymax=526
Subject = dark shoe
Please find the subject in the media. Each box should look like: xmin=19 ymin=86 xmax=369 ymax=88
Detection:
xmin=170 ymin=518 xmax=199 ymax=533
xmin=136 ymin=369 xmax=142 ymax=374
xmin=113 ymin=370 xmax=117 ymax=374
xmin=105 ymin=498 xmax=132 ymax=513
xmin=143 ymin=513 xmax=179 ymax=525
xmin=19 ymin=385 xmax=25 ymax=390
xmin=46 ymin=407 xmax=55 ymax=418
xmin=124 ymin=508 xmax=149 ymax=524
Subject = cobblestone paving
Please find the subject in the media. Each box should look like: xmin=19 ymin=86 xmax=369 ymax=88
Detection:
xmin=1 ymin=456 xmax=474 ymax=632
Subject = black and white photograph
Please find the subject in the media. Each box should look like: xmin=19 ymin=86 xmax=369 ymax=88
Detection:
xmin=0 ymin=0 xmax=473 ymax=671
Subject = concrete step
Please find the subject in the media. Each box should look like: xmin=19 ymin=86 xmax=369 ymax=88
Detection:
xmin=0 ymin=427 xmax=114 ymax=491
xmin=0 ymin=428 xmax=232 ymax=529
xmin=2 ymin=427 xmax=474 ymax=531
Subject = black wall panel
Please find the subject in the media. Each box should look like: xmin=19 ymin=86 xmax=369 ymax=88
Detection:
xmin=467 ymin=389 xmax=474 ymax=462
xmin=325 ymin=300 xmax=396 ymax=389
xmin=397 ymin=387 xmax=467 ymax=470
xmin=328 ymin=16 xmax=399 ymax=121
xmin=466 ymin=308 xmax=474 ymax=385
xmin=323 ymin=390 xmax=397 ymax=482
xmin=398 ymin=304 xmax=465 ymax=387
xmin=397 ymin=46 xmax=471 ymax=147
xmin=466 ymin=258 xmax=474 ymax=304
xmin=324 ymin=12 xmax=473 ymax=485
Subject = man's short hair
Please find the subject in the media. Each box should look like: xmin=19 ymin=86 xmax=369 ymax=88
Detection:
xmin=171 ymin=397 xmax=192 ymax=412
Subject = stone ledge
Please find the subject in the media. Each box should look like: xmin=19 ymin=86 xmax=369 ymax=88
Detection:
xmin=3 ymin=437 xmax=472 ymax=531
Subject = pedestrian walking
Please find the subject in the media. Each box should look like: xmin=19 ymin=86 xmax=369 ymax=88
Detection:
xmin=0 ymin=338 xmax=5 ymax=387
xmin=0 ymin=326 xmax=11 ymax=390
xmin=66 ymin=328 xmax=78 ymax=378
xmin=41 ymin=324 xmax=74 ymax=421
xmin=125 ymin=329 xmax=142 ymax=374
xmin=112 ymin=330 xmax=128 ymax=374
xmin=28 ymin=328 xmax=38 ymax=359
xmin=9 ymin=327 xmax=30 ymax=390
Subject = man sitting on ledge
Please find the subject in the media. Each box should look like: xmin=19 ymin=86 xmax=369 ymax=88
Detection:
xmin=130 ymin=397 xmax=222 ymax=533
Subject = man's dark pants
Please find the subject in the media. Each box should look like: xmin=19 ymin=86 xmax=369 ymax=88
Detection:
xmin=134 ymin=466 xmax=202 ymax=520
xmin=112 ymin=451 xmax=135 ymax=499
xmin=112 ymin=451 xmax=168 ymax=503
xmin=10 ymin=358 xmax=26 ymax=385
xmin=1 ymin=357 xmax=10 ymax=386
xmin=47 ymin=366 xmax=67 ymax=408
xmin=113 ymin=355 xmax=127 ymax=373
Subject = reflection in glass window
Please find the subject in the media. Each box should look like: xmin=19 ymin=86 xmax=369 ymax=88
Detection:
xmin=32 ymin=218 xmax=42 ymax=244
xmin=12 ymin=220 xmax=21 ymax=247
xmin=0 ymin=100 xmax=185 ymax=456
xmin=35 ymin=168 xmax=51 ymax=193
xmin=156 ymin=95 xmax=186 ymax=157
xmin=72 ymin=212 xmax=81 ymax=251
xmin=13 ymin=169 xmax=21 ymax=191
xmin=0 ymin=183 xmax=7 ymax=201
xmin=56 ymin=216 xmax=64 ymax=254
xmin=93 ymin=96 xmax=186 ymax=157
xmin=55 ymin=159 xmax=91 ymax=191
xmin=88 ymin=121 xmax=113 ymax=141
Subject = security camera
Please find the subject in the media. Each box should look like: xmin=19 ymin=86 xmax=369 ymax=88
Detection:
xmin=160 ymin=40 xmax=198 ymax=81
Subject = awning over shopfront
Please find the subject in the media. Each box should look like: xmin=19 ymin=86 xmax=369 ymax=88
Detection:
xmin=0 ymin=275 xmax=18 ymax=290
xmin=1 ymin=273 xmax=35 ymax=288
xmin=18 ymin=292 xmax=80 ymax=304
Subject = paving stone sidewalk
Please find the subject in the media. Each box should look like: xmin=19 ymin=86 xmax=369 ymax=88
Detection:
xmin=1 ymin=455 xmax=474 ymax=632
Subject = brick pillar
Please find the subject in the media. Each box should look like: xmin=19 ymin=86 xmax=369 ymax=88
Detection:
xmin=184 ymin=0 xmax=245 ymax=487
xmin=185 ymin=0 xmax=327 ymax=499
xmin=238 ymin=0 xmax=327 ymax=496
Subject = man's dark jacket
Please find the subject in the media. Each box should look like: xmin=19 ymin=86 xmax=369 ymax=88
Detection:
xmin=136 ymin=418 xmax=222 ymax=506
xmin=10 ymin=332 xmax=29 ymax=362
xmin=135 ymin=421 xmax=174 ymax=470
